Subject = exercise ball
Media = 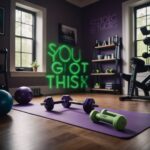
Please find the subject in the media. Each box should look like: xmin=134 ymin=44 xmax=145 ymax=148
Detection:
xmin=0 ymin=90 xmax=13 ymax=116
xmin=14 ymin=86 xmax=33 ymax=105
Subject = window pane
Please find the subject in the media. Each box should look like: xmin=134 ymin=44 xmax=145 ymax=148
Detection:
xmin=22 ymin=24 xmax=32 ymax=38
xmin=147 ymin=15 xmax=150 ymax=25
xmin=22 ymin=39 xmax=32 ymax=53
xmin=137 ymin=8 xmax=146 ymax=17
xmin=136 ymin=28 xmax=146 ymax=40
xmin=22 ymin=11 xmax=33 ymax=25
xmin=15 ymin=8 xmax=35 ymax=69
xmin=136 ymin=17 xmax=146 ymax=28
xmin=22 ymin=53 xmax=32 ymax=67
xmin=16 ymin=10 xmax=21 ymax=22
xmin=15 ymin=22 xmax=21 ymax=36
xmin=15 ymin=53 xmax=21 ymax=67
xmin=148 ymin=6 xmax=150 ymax=15
xmin=15 ymin=37 xmax=21 ymax=52
xmin=137 ymin=41 xmax=147 ymax=56
xmin=135 ymin=5 xmax=150 ymax=58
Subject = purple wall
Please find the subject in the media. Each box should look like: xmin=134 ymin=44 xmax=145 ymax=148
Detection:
xmin=0 ymin=0 xmax=83 ymax=89
xmin=82 ymin=0 xmax=124 ymax=60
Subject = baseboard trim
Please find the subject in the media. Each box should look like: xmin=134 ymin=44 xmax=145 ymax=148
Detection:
xmin=9 ymin=86 xmax=84 ymax=96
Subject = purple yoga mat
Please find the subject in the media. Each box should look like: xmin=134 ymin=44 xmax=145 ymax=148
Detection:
xmin=13 ymin=104 xmax=150 ymax=139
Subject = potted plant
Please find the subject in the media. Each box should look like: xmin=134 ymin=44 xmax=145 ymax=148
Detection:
xmin=31 ymin=60 xmax=39 ymax=72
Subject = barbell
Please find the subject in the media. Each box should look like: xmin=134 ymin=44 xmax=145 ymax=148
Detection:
xmin=41 ymin=95 xmax=98 ymax=114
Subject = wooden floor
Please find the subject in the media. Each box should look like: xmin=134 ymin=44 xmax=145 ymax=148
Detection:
xmin=0 ymin=93 xmax=150 ymax=150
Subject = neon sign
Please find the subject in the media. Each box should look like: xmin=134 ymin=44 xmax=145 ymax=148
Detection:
xmin=46 ymin=43 xmax=89 ymax=89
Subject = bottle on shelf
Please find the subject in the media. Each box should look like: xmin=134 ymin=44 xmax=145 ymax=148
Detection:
xmin=91 ymin=35 xmax=122 ymax=93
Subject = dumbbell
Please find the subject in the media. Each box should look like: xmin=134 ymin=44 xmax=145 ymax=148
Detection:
xmin=41 ymin=96 xmax=62 ymax=111
xmin=90 ymin=109 xmax=127 ymax=131
xmin=41 ymin=95 xmax=73 ymax=111
xmin=61 ymin=95 xmax=98 ymax=114
xmin=41 ymin=95 xmax=98 ymax=113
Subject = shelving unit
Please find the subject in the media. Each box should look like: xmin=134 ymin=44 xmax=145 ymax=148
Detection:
xmin=90 ymin=36 xmax=122 ymax=94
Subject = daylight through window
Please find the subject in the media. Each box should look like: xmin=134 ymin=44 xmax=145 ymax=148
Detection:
xmin=15 ymin=7 xmax=36 ymax=71
xmin=134 ymin=3 xmax=150 ymax=63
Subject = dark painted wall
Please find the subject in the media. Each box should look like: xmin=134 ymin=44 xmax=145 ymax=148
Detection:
xmin=82 ymin=0 xmax=125 ymax=61
xmin=80 ymin=0 xmax=128 ymax=89
xmin=0 ymin=0 xmax=83 ymax=89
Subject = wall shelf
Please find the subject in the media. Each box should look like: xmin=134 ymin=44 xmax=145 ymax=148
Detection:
xmin=95 ymin=44 xmax=115 ymax=49
xmin=90 ymin=36 xmax=122 ymax=94
xmin=91 ymin=73 xmax=115 ymax=76
xmin=92 ymin=59 xmax=116 ymax=62
xmin=91 ymin=88 xmax=117 ymax=92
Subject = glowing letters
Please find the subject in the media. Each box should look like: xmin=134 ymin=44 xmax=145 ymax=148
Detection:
xmin=46 ymin=43 xmax=89 ymax=89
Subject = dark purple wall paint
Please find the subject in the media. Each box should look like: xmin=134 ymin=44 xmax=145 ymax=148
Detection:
xmin=82 ymin=0 xmax=125 ymax=60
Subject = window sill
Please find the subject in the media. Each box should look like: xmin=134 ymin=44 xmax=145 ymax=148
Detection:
xmin=10 ymin=71 xmax=46 ymax=77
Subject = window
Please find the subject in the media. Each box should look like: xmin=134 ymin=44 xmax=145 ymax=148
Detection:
xmin=15 ymin=7 xmax=36 ymax=71
xmin=10 ymin=0 xmax=46 ymax=76
xmin=134 ymin=3 xmax=150 ymax=62
xmin=122 ymin=0 xmax=150 ymax=94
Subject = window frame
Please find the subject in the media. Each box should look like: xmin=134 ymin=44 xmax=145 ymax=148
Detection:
xmin=134 ymin=3 xmax=150 ymax=60
xmin=15 ymin=7 xmax=36 ymax=71
xmin=10 ymin=0 xmax=47 ymax=76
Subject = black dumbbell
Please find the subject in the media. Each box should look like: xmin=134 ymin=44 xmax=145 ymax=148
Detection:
xmin=41 ymin=95 xmax=98 ymax=113
xmin=41 ymin=96 xmax=62 ymax=111
xmin=41 ymin=95 xmax=72 ymax=111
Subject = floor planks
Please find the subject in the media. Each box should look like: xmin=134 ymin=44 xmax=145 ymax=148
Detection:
xmin=0 ymin=93 xmax=150 ymax=150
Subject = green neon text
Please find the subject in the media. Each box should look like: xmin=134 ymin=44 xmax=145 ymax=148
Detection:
xmin=46 ymin=43 xmax=89 ymax=89
xmin=46 ymin=75 xmax=88 ymax=89
xmin=48 ymin=43 xmax=81 ymax=62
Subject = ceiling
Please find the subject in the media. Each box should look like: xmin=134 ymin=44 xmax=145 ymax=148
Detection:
xmin=66 ymin=0 xmax=99 ymax=8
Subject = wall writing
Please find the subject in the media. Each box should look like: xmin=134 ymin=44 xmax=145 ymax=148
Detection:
xmin=89 ymin=13 xmax=118 ymax=35
xmin=46 ymin=43 xmax=89 ymax=89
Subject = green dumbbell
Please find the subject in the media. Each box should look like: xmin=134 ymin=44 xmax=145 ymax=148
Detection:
xmin=90 ymin=109 xmax=127 ymax=131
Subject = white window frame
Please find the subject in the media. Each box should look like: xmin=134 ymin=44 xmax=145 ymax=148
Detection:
xmin=10 ymin=0 xmax=47 ymax=77
xmin=122 ymin=0 xmax=150 ymax=94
